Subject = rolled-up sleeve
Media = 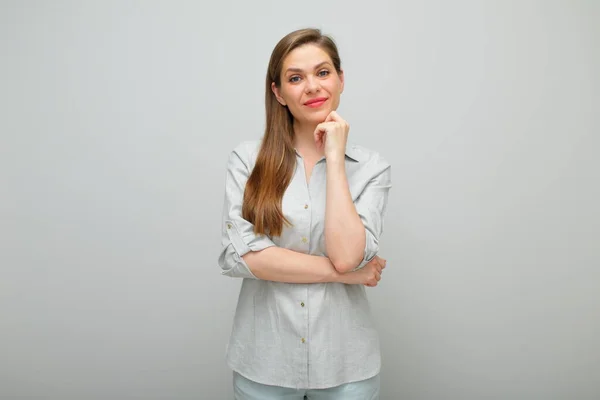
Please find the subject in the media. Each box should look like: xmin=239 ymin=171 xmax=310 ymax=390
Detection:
xmin=353 ymin=159 xmax=392 ymax=271
xmin=218 ymin=143 xmax=276 ymax=279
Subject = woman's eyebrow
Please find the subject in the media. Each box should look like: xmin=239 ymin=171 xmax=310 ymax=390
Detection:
xmin=285 ymin=61 xmax=331 ymax=74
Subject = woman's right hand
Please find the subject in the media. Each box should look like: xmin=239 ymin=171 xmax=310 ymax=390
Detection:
xmin=338 ymin=256 xmax=387 ymax=287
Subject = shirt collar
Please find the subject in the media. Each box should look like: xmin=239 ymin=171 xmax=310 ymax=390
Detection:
xmin=344 ymin=144 xmax=361 ymax=162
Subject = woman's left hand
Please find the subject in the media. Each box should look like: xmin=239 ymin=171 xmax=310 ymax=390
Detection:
xmin=314 ymin=111 xmax=349 ymax=160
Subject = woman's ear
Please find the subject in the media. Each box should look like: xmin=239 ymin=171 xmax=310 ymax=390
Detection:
xmin=271 ymin=82 xmax=287 ymax=106
xmin=339 ymin=69 xmax=345 ymax=94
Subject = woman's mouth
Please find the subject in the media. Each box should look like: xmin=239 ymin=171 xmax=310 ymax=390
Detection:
xmin=304 ymin=97 xmax=328 ymax=108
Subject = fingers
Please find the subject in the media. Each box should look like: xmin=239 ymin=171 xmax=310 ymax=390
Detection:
xmin=369 ymin=256 xmax=386 ymax=274
xmin=364 ymin=275 xmax=380 ymax=287
xmin=369 ymin=260 xmax=381 ymax=274
xmin=313 ymin=123 xmax=330 ymax=148
xmin=314 ymin=121 xmax=335 ymax=135
xmin=324 ymin=111 xmax=350 ymax=134
xmin=313 ymin=122 xmax=336 ymax=146
xmin=325 ymin=111 xmax=341 ymax=122
xmin=313 ymin=124 xmax=324 ymax=140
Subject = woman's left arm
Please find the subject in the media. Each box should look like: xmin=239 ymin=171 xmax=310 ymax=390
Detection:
xmin=325 ymin=157 xmax=391 ymax=273
xmin=325 ymin=156 xmax=365 ymax=272
xmin=316 ymin=112 xmax=392 ymax=273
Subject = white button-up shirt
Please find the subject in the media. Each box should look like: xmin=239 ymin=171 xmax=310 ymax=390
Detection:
xmin=218 ymin=139 xmax=392 ymax=389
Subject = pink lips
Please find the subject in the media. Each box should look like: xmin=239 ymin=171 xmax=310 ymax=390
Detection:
xmin=304 ymin=97 xmax=328 ymax=108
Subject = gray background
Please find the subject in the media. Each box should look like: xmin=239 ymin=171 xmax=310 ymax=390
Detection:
xmin=1 ymin=1 xmax=598 ymax=399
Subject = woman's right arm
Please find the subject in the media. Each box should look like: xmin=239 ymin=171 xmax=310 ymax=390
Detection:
xmin=244 ymin=248 xmax=386 ymax=285
xmin=242 ymin=247 xmax=340 ymax=283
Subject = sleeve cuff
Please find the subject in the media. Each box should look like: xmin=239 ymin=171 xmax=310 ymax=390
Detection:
xmin=225 ymin=219 xmax=276 ymax=256
xmin=353 ymin=228 xmax=379 ymax=271
xmin=219 ymin=243 xmax=260 ymax=279
xmin=220 ymin=219 xmax=276 ymax=279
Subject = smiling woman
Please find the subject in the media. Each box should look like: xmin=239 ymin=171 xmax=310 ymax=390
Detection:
xmin=217 ymin=28 xmax=392 ymax=399
xmin=272 ymin=48 xmax=344 ymax=128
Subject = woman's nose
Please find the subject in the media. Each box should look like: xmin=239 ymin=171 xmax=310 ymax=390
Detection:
xmin=304 ymin=76 xmax=321 ymax=93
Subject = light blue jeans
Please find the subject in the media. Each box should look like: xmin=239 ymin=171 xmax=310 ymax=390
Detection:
xmin=233 ymin=371 xmax=380 ymax=400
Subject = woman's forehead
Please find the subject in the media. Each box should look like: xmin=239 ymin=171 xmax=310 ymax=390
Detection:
xmin=282 ymin=45 xmax=332 ymax=71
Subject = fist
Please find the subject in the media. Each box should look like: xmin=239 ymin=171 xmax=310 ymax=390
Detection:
xmin=313 ymin=111 xmax=349 ymax=160
xmin=339 ymin=256 xmax=387 ymax=287
xmin=362 ymin=256 xmax=386 ymax=287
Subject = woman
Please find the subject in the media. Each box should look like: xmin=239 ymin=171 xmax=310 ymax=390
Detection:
xmin=218 ymin=28 xmax=391 ymax=399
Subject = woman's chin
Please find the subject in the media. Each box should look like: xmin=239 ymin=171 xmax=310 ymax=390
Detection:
xmin=305 ymin=109 xmax=332 ymax=123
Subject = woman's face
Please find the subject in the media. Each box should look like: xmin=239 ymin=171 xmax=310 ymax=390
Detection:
xmin=272 ymin=44 xmax=344 ymax=126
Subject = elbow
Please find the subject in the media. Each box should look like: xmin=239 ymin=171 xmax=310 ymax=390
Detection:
xmin=329 ymin=236 xmax=367 ymax=273
xmin=327 ymin=227 xmax=369 ymax=273
xmin=333 ymin=263 xmax=355 ymax=274
xmin=331 ymin=255 xmax=363 ymax=274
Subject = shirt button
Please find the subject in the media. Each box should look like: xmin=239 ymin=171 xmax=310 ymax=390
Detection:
xmin=301 ymin=338 xmax=306 ymax=343
xmin=227 ymin=223 xmax=232 ymax=229
xmin=301 ymin=237 xmax=308 ymax=243
xmin=304 ymin=204 xmax=309 ymax=209
xmin=300 ymin=302 xmax=305 ymax=307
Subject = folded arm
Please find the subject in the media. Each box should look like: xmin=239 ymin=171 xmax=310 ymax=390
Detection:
xmin=325 ymin=156 xmax=392 ymax=273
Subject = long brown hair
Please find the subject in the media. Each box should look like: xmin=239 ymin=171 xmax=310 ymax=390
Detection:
xmin=242 ymin=28 xmax=342 ymax=236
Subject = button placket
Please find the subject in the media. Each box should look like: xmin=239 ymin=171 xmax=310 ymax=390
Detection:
xmin=302 ymin=202 xmax=310 ymax=245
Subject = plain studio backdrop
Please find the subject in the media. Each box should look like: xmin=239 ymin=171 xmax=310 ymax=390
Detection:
xmin=1 ymin=1 xmax=598 ymax=399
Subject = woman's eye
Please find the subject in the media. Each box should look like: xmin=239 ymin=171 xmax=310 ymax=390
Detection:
xmin=289 ymin=76 xmax=301 ymax=83
xmin=318 ymin=70 xmax=330 ymax=77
